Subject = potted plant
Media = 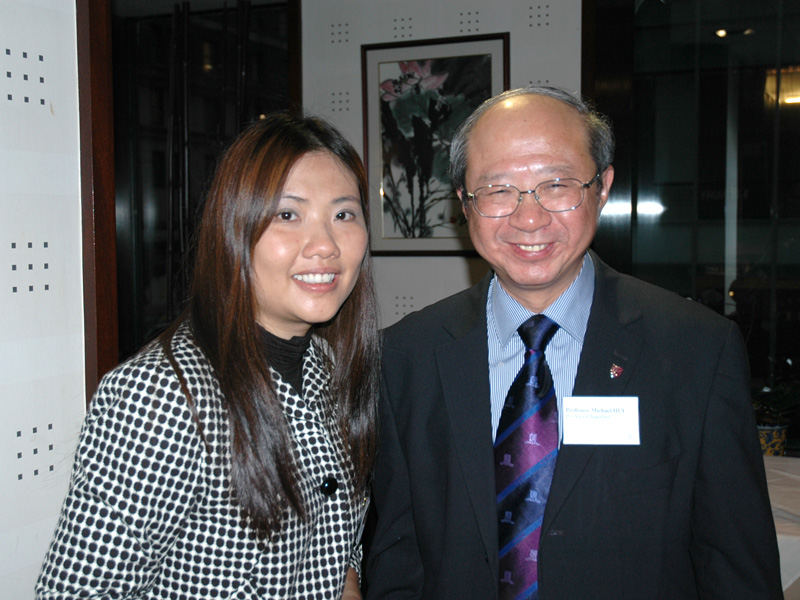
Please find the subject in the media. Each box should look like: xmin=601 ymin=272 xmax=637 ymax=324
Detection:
xmin=753 ymin=378 xmax=800 ymax=455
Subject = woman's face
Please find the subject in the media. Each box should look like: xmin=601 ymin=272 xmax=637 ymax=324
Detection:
xmin=251 ymin=151 xmax=368 ymax=339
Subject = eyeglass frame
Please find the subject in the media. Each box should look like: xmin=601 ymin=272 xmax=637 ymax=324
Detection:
xmin=464 ymin=172 xmax=602 ymax=217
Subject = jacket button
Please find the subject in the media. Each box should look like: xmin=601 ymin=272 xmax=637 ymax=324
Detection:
xmin=320 ymin=476 xmax=339 ymax=496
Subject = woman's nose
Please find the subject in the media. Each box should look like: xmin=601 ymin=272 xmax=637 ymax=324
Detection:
xmin=303 ymin=220 xmax=340 ymax=258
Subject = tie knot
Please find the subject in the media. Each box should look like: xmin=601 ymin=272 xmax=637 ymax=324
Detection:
xmin=518 ymin=314 xmax=559 ymax=352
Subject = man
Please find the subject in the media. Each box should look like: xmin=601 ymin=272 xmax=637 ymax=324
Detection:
xmin=365 ymin=86 xmax=782 ymax=599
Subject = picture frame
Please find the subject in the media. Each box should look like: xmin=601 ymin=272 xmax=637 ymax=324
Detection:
xmin=361 ymin=33 xmax=510 ymax=254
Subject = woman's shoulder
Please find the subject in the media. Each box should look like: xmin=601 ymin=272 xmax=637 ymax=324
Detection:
xmin=91 ymin=322 xmax=222 ymax=426
xmin=102 ymin=322 xmax=210 ymax=381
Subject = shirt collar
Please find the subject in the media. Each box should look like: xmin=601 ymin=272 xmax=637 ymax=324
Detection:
xmin=490 ymin=253 xmax=595 ymax=348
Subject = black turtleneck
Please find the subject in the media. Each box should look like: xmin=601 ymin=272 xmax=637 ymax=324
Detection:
xmin=258 ymin=326 xmax=312 ymax=394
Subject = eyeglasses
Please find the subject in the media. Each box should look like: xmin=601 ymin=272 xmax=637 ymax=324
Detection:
xmin=466 ymin=173 xmax=601 ymax=218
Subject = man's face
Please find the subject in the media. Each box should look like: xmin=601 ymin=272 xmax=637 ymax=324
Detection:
xmin=460 ymin=95 xmax=614 ymax=313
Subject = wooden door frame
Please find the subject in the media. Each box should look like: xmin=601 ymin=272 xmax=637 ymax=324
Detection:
xmin=76 ymin=0 xmax=119 ymax=401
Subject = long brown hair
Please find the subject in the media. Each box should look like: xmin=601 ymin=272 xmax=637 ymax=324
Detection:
xmin=173 ymin=113 xmax=380 ymax=536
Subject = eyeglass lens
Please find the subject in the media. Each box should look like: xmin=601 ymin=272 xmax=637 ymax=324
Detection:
xmin=472 ymin=179 xmax=586 ymax=216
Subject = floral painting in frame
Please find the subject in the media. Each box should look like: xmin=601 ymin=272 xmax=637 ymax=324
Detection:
xmin=362 ymin=34 xmax=509 ymax=254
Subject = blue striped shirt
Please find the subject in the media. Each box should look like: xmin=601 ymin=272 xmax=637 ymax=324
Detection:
xmin=487 ymin=253 xmax=595 ymax=441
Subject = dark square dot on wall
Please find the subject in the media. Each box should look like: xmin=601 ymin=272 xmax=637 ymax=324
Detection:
xmin=23 ymin=74 xmax=28 ymax=81
xmin=44 ymin=284 xmax=49 ymax=290
xmin=28 ymin=242 xmax=32 ymax=248
xmin=39 ymin=55 xmax=44 ymax=61
xmin=43 ymin=242 xmax=48 ymax=248
xmin=28 ymin=285 xmax=33 ymax=291
xmin=22 ymin=52 xmax=27 ymax=58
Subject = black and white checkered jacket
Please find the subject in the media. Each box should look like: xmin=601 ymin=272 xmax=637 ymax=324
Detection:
xmin=36 ymin=322 xmax=366 ymax=599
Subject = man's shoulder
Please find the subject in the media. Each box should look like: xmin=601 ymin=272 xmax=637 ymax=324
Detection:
xmin=383 ymin=275 xmax=490 ymax=349
xmin=597 ymin=261 xmax=735 ymax=335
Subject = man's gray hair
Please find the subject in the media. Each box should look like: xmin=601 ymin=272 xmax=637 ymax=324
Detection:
xmin=448 ymin=85 xmax=615 ymax=196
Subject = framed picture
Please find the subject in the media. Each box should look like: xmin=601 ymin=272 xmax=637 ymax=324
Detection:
xmin=361 ymin=33 xmax=509 ymax=254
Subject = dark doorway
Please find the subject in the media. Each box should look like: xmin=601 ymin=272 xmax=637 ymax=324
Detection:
xmin=585 ymin=0 xmax=800 ymax=451
xmin=112 ymin=0 xmax=299 ymax=360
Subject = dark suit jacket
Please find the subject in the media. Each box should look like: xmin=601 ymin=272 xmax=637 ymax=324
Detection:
xmin=365 ymin=252 xmax=782 ymax=599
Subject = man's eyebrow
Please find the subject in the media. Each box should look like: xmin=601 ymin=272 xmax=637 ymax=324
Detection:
xmin=474 ymin=165 xmax=576 ymax=185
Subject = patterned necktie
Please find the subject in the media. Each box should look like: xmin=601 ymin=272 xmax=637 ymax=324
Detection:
xmin=495 ymin=314 xmax=560 ymax=600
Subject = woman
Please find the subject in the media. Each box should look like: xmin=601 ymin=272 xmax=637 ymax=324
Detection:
xmin=36 ymin=113 xmax=380 ymax=599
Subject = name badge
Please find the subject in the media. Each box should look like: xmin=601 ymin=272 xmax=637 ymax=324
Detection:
xmin=561 ymin=396 xmax=640 ymax=445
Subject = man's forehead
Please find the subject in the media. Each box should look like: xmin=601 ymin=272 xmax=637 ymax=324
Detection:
xmin=466 ymin=96 xmax=591 ymax=167
xmin=477 ymin=94 xmax=579 ymax=130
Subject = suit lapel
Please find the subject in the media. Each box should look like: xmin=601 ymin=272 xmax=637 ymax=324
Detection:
xmin=420 ymin=260 xmax=646 ymax=550
xmin=436 ymin=273 xmax=500 ymax=561
xmin=543 ymin=255 xmax=645 ymax=531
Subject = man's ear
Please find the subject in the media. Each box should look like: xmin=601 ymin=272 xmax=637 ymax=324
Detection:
xmin=597 ymin=166 xmax=615 ymax=214
xmin=458 ymin=189 xmax=470 ymax=221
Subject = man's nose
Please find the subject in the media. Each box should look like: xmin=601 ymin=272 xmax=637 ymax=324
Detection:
xmin=508 ymin=191 xmax=553 ymax=229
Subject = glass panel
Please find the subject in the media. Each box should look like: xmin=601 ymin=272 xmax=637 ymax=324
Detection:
xmin=633 ymin=0 xmax=800 ymax=396
xmin=114 ymin=4 xmax=290 ymax=360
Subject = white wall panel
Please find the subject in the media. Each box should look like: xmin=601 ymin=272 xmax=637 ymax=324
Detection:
xmin=0 ymin=1 xmax=85 ymax=597
xmin=303 ymin=0 xmax=582 ymax=327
